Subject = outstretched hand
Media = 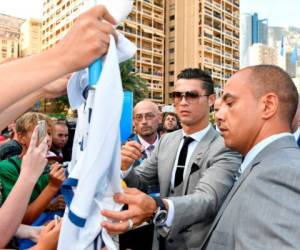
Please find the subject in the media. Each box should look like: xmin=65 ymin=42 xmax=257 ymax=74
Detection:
xmin=101 ymin=188 xmax=156 ymax=235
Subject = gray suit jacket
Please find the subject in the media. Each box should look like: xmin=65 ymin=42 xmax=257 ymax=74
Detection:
xmin=202 ymin=135 xmax=300 ymax=250
xmin=125 ymin=126 xmax=241 ymax=250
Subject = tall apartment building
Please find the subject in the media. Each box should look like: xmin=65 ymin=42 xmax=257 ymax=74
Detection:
xmin=118 ymin=0 xmax=165 ymax=103
xmin=249 ymin=43 xmax=277 ymax=66
xmin=0 ymin=14 xmax=24 ymax=62
xmin=42 ymin=0 xmax=165 ymax=103
xmin=42 ymin=0 xmax=239 ymax=104
xmin=20 ymin=18 xmax=42 ymax=57
xmin=164 ymin=0 xmax=240 ymax=103
xmin=42 ymin=0 xmax=84 ymax=51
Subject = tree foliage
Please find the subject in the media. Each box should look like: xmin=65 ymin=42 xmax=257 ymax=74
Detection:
xmin=120 ymin=59 xmax=148 ymax=105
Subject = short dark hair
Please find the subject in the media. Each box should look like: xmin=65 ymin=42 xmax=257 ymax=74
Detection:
xmin=245 ymin=65 xmax=299 ymax=123
xmin=177 ymin=68 xmax=214 ymax=95
xmin=162 ymin=112 xmax=179 ymax=124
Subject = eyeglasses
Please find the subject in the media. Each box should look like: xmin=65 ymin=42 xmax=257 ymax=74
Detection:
xmin=134 ymin=112 xmax=156 ymax=122
xmin=172 ymin=91 xmax=209 ymax=104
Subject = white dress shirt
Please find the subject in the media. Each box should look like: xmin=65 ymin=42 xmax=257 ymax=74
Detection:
xmin=165 ymin=124 xmax=211 ymax=227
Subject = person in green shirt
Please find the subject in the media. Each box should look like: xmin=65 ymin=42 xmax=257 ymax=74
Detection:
xmin=0 ymin=112 xmax=65 ymax=225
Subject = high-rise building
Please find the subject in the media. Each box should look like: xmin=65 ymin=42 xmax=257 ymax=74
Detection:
xmin=251 ymin=13 xmax=268 ymax=45
xmin=118 ymin=0 xmax=165 ymax=103
xmin=164 ymin=0 xmax=240 ymax=103
xmin=249 ymin=43 xmax=277 ymax=66
xmin=20 ymin=18 xmax=42 ymax=57
xmin=0 ymin=14 xmax=24 ymax=62
xmin=42 ymin=0 xmax=84 ymax=51
xmin=240 ymin=12 xmax=268 ymax=68
xmin=42 ymin=0 xmax=239 ymax=104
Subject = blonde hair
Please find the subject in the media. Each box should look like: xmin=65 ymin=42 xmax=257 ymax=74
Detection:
xmin=16 ymin=112 xmax=53 ymax=135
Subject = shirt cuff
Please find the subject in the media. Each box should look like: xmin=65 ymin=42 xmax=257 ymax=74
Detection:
xmin=164 ymin=199 xmax=174 ymax=227
xmin=121 ymin=166 xmax=133 ymax=179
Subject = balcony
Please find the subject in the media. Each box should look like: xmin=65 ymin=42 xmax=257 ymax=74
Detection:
xmin=213 ymin=37 xmax=222 ymax=43
xmin=224 ymin=63 xmax=232 ymax=69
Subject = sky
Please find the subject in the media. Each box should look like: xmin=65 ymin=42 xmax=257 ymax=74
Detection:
xmin=240 ymin=0 xmax=300 ymax=27
xmin=0 ymin=0 xmax=300 ymax=28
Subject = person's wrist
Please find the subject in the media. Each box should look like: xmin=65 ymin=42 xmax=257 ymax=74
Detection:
xmin=47 ymin=182 xmax=60 ymax=192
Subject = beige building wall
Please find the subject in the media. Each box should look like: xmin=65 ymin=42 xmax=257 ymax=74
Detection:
xmin=20 ymin=18 xmax=42 ymax=57
xmin=118 ymin=0 xmax=165 ymax=103
xmin=42 ymin=0 xmax=84 ymax=51
xmin=165 ymin=0 xmax=240 ymax=103
xmin=0 ymin=14 xmax=24 ymax=62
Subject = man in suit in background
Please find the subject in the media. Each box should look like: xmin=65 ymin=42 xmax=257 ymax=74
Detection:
xmin=128 ymin=100 xmax=161 ymax=168
xmin=201 ymin=64 xmax=300 ymax=249
xmin=120 ymin=100 xmax=161 ymax=250
xmin=102 ymin=68 xmax=241 ymax=250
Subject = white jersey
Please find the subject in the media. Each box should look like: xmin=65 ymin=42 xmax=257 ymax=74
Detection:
xmin=58 ymin=33 xmax=136 ymax=250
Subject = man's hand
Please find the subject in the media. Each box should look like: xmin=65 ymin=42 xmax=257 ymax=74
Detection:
xmin=47 ymin=195 xmax=66 ymax=211
xmin=31 ymin=220 xmax=61 ymax=250
xmin=121 ymin=141 xmax=144 ymax=170
xmin=42 ymin=74 xmax=71 ymax=99
xmin=101 ymin=188 xmax=157 ymax=234
xmin=55 ymin=5 xmax=117 ymax=73
xmin=48 ymin=163 xmax=65 ymax=191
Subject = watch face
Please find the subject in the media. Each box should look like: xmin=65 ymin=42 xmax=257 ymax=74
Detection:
xmin=154 ymin=210 xmax=168 ymax=226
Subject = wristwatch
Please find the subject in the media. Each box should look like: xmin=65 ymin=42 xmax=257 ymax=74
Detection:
xmin=152 ymin=196 xmax=168 ymax=226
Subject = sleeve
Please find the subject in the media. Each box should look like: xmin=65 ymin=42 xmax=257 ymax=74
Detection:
xmin=234 ymin=161 xmax=300 ymax=249
xmin=0 ymin=160 xmax=20 ymax=202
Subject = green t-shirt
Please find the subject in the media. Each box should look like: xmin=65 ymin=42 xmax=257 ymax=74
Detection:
xmin=0 ymin=155 xmax=49 ymax=203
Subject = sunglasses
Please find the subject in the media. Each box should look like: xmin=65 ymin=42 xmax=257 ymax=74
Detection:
xmin=172 ymin=91 xmax=209 ymax=104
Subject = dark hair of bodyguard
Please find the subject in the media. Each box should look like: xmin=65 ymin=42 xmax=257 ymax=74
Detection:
xmin=177 ymin=68 xmax=214 ymax=95
xmin=244 ymin=64 xmax=298 ymax=123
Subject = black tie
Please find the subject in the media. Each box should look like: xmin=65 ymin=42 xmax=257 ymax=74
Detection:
xmin=174 ymin=136 xmax=194 ymax=187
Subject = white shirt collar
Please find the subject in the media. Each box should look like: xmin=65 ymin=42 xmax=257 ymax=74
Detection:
xmin=137 ymin=134 xmax=159 ymax=150
xmin=182 ymin=124 xmax=211 ymax=142
xmin=240 ymin=132 xmax=293 ymax=174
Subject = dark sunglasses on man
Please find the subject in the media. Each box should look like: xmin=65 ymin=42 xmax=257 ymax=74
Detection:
xmin=172 ymin=91 xmax=209 ymax=104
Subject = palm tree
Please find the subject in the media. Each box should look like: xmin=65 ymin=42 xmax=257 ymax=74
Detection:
xmin=44 ymin=59 xmax=147 ymax=116
xmin=120 ymin=59 xmax=148 ymax=105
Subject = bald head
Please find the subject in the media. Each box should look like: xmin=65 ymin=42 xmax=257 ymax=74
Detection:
xmin=240 ymin=65 xmax=298 ymax=124
xmin=133 ymin=100 xmax=161 ymax=142
xmin=134 ymin=100 xmax=160 ymax=115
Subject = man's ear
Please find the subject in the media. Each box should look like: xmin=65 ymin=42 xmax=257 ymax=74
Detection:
xmin=261 ymin=93 xmax=278 ymax=119
xmin=208 ymin=94 xmax=216 ymax=108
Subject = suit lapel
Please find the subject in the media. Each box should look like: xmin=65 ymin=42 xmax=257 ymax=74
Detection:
xmin=160 ymin=131 xmax=183 ymax=197
xmin=182 ymin=127 xmax=217 ymax=194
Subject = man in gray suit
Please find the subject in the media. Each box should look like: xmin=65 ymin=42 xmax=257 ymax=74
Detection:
xmin=101 ymin=68 xmax=241 ymax=249
xmin=201 ymin=65 xmax=300 ymax=249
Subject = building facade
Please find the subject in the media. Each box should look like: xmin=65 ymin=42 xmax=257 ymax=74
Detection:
xmin=20 ymin=18 xmax=42 ymax=57
xmin=118 ymin=0 xmax=165 ymax=103
xmin=240 ymin=12 xmax=268 ymax=68
xmin=42 ymin=0 xmax=165 ymax=103
xmin=249 ymin=43 xmax=277 ymax=66
xmin=0 ymin=14 xmax=24 ymax=62
xmin=42 ymin=0 xmax=239 ymax=104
